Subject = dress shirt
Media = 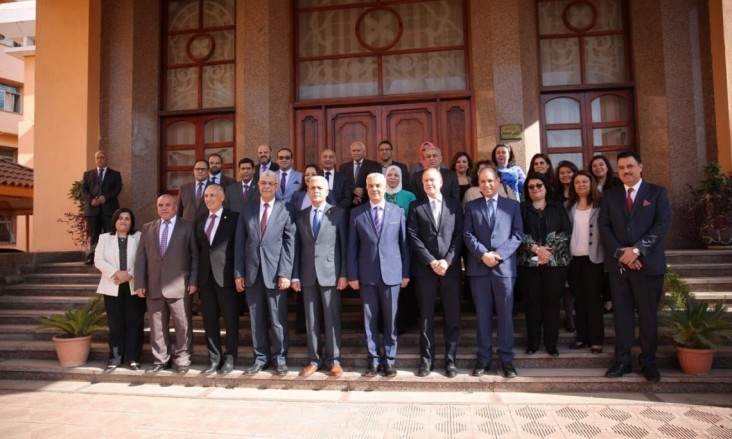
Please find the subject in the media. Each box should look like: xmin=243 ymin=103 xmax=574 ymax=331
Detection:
xmin=259 ymin=199 xmax=273 ymax=222
xmin=209 ymin=172 xmax=223 ymax=185
xmin=623 ymin=179 xmax=643 ymax=204
xmin=158 ymin=215 xmax=177 ymax=244
xmin=241 ymin=179 xmax=253 ymax=194
xmin=204 ymin=207 xmax=224 ymax=244
xmin=428 ymin=196 xmax=442 ymax=223
xmin=323 ymin=169 xmax=334 ymax=189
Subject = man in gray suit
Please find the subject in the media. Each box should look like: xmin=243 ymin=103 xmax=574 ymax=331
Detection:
xmin=135 ymin=194 xmax=199 ymax=373
xmin=178 ymin=160 xmax=210 ymax=222
xmin=234 ymin=170 xmax=296 ymax=376
xmin=292 ymin=176 xmax=348 ymax=377
xmin=224 ymin=157 xmax=259 ymax=213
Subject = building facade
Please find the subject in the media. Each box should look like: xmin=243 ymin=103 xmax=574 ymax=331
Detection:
xmin=32 ymin=0 xmax=732 ymax=251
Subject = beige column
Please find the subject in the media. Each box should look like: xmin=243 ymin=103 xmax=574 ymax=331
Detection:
xmin=34 ymin=0 xmax=101 ymax=251
xmin=710 ymin=0 xmax=732 ymax=173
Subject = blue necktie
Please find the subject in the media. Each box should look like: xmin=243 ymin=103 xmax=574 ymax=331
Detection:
xmin=487 ymin=199 xmax=495 ymax=229
xmin=312 ymin=209 xmax=321 ymax=239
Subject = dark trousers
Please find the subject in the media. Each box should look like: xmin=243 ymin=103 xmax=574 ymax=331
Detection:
xmin=361 ymin=280 xmax=400 ymax=367
xmin=414 ymin=273 xmax=461 ymax=367
xmin=569 ymin=256 xmax=605 ymax=346
xmin=303 ymin=282 xmax=342 ymax=367
xmin=103 ymin=283 xmax=146 ymax=364
xmin=86 ymin=213 xmax=112 ymax=249
xmin=246 ymin=273 xmax=289 ymax=367
xmin=609 ymin=271 xmax=663 ymax=366
xmin=470 ymin=274 xmax=515 ymax=364
xmin=521 ymin=265 xmax=569 ymax=350
xmin=200 ymin=276 xmax=240 ymax=364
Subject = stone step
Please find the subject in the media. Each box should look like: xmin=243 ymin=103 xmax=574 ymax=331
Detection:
xmin=19 ymin=273 xmax=102 ymax=285
xmin=31 ymin=262 xmax=96 ymax=274
xmin=1 ymin=284 xmax=98 ymax=297
xmin=1 ymin=359 xmax=731 ymax=393
xmin=669 ymin=263 xmax=732 ymax=278
xmin=682 ymin=278 xmax=732 ymax=293
xmin=665 ymin=249 xmax=732 ymax=264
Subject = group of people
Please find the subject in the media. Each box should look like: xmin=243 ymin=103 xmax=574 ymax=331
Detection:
xmin=84 ymin=140 xmax=670 ymax=382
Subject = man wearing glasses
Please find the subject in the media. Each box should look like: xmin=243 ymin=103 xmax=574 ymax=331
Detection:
xmin=274 ymin=147 xmax=302 ymax=204
xmin=377 ymin=140 xmax=410 ymax=191
xmin=178 ymin=160 xmax=211 ymax=222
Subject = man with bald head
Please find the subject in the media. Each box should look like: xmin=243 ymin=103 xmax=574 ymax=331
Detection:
xmin=410 ymin=146 xmax=460 ymax=202
xmin=254 ymin=143 xmax=279 ymax=179
xmin=81 ymin=149 xmax=122 ymax=264
xmin=135 ymin=194 xmax=199 ymax=373
xmin=339 ymin=141 xmax=381 ymax=206
xmin=320 ymin=148 xmax=353 ymax=209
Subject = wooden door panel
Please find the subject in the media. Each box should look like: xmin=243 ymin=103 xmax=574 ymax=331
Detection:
xmin=327 ymin=106 xmax=380 ymax=162
xmin=294 ymin=108 xmax=325 ymax=168
xmin=383 ymin=104 xmax=436 ymax=168
xmin=438 ymin=100 xmax=471 ymax=164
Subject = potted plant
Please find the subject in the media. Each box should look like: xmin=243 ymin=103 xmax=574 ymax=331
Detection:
xmin=661 ymin=271 xmax=732 ymax=375
xmin=38 ymin=296 xmax=106 ymax=367
xmin=687 ymin=162 xmax=732 ymax=246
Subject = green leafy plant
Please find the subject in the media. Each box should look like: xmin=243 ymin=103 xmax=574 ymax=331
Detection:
xmin=661 ymin=271 xmax=732 ymax=349
xmin=57 ymin=180 xmax=89 ymax=249
xmin=687 ymin=162 xmax=732 ymax=245
xmin=38 ymin=296 xmax=106 ymax=338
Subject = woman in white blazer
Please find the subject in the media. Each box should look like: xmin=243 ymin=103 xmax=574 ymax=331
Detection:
xmin=566 ymin=171 xmax=605 ymax=354
xmin=94 ymin=207 xmax=145 ymax=371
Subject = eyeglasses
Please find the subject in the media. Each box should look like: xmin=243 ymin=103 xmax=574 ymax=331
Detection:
xmin=278 ymin=156 xmax=292 ymax=160
xmin=527 ymin=183 xmax=544 ymax=190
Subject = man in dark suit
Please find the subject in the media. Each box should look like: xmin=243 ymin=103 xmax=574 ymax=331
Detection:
xmin=348 ymin=172 xmax=410 ymax=377
xmin=208 ymin=153 xmax=235 ymax=188
xmin=377 ymin=140 xmax=410 ymax=191
xmin=339 ymin=141 xmax=381 ymax=206
xmin=196 ymin=184 xmax=240 ymax=374
xmin=81 ymin=149 xmax=122 ymax=264
xmin=407 ymin=168 xmax=463 ymax=378
xmin=320 ymin=148 xmax=352 ymax=209
xmin=292 ymin=175 xmax=348 ymax=377
xmin=599 ymin=151 xmax=671 ymax=382
xmin=254 ymin=143 xmax=279 ymax=180
xmin=177 ymin=160 xmax=210 ymax=222
xmin=134 ymin=194 xmax=199 ymax=373
xmin=234 ymin=170 xmax=295 ymax=376
xmin=464 ymin=165 xmax=523 ymax=378
xmin=410 ymin=146 xmax=460 ymax=202
xmin=224 ymin=157 xmax=259 ymax=213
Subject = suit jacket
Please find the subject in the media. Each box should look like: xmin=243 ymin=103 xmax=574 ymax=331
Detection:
xmin=234 ymin=199 xmax=295 ymax=289
xmin=224 ymin=180 xmax=259 ymax=213
xmin=209 ymin=173 xmax=235 ymax=188
xmin=463 ymin=196 xmax=523 ymax=278
xmin=599 ymin=181 xmax=671 ymax=275
xmin=411 ymin=168 xmax=460 ymax=202
xmin=568 ymin=204 xmax=604 ymax=264
xmin=275 ymin=169 xmax=302 ymax=203
xmin=81 ymin=167 xmax=122 ymax=216
xmin=254 ymin=161 xmax=279 ymax=181
xmin=94 ymin=231 xmax=140 ymax=295
xmin=289 ymin=190 xmax=311 ymax=212
xmin=348 ymin=201 xmax=410 ymax=286
xmin=322 ymin=170 xmax=353 ymax=209
xmin=134 ymin=218 xmax=199 ymax=299
xmin=293 ymin=204 xmax=348 ymax=287
xmin=178 ymin=180 xmax=210 ymax=222
xmin=196 ymin=209 xmax=239 ymax=288
xmin=407 ymin=197 xmax=464 ymax=277
xmin=339 ymin=159 xmax=382 ymax=204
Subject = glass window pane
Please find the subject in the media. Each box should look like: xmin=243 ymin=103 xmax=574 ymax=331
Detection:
xmin=166 ymin=68 xmax=199 ymax=110
xmin=548 ymin=153 xmax=584 ymax=170
xmin=541 ymin=38 xmax=580 ymax=86
xmin=585 ymin=35 xmax=626 ymax=83
xmin=204 ymin=119 xmax=233 ymax=143
xmin=167 ymin=149 xmax=197 ymax=167
xmin=298 ymin=0 xmax=362 ymax=7
xmin=593 ymin=127 xmax=629 ymax=146
xmin=202 ymin=64 xmax=234 ymax=108
xmin=298 ymin=8 xmax=367 ymax=57
xmin=167 ymin=171 xmax=191 ymax=191
xmin=299 ymin=57 xmax=378 ymax=100
xmin=592 ymin=0 xmax=623 ymax=31
xmin=547 ymin=129 xmax=582 ymax=148
xmin=591 ymin=95 xmax=627 ymax=123
xmin=166 ymin=122 xmax=196 ymax=146
xmin=168 ymin=0 xmax=198 ymax=32
xmin=393 ymin=1 xmax=464 ymax=50
xmin=566 ymin=2 xmax=594 ymax=30
xmin=167 ymin=34 xmax=189 ymax=65
xmin=545 ymin=98 xmax=581 ymax=124
xmin=383 ymin=50 xmax=466 ymax=95
xmin=595 ymin=150 xmax=622 ymax=168
xmin=203 ymin=0 xmax=235 ymax=27
xmin=209 ymin=30 xmax=235 ymax=61
xmin=538 ymin=0 xmax=570 ymax=35
xmin=205 ymin=147 xmax=233 ymax=163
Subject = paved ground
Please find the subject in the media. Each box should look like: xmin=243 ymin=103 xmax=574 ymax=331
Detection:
xmin=0 ymin=380 xmax=730 ymax=438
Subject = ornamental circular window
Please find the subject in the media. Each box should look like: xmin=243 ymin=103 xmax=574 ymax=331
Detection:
xmin=356 ymin=6 xmax=403 ymax=52
xmin=187 ymin=33 xmax=215 ymax=62
xmin=564 ymin=0 xmax=597 ymax=33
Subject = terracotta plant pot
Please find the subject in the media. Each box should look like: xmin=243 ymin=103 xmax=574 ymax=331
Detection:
xmin=52 ymin=335 xmax=92 ymax=367
xmin=676 ymin=346 xmax=714 ymax=375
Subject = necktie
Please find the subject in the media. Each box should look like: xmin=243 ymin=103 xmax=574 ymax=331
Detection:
xmin=243 ymin=184 xmax=249 ymax=197
xmin=160 ymin=220 xmax=170 ymax=257
xmin=373 ymin=206 xmax=382 ymax=237
xmin=196 ymin=182 xmax=204 ymax=207
xmin=260 ymin=203 xmax=269 ymax=236
xmin=97 ymin=168 xmax=104 ymax=195
xmin=312 ymin=209 xmax=321 ymax=239
xmin=627 ymin=187 xmax=634 ymax=212
xmin=354 ymin=161 xmax=362 ymax=181
xmin=205 ymin=214 xmax=216 ymax=242
xmin=211 ymin=176 xmax=217 ymax=184
xmin=487 ymin=198 xmax=496 ymax=229
xmin=261 ymin=165 xmax=266 ymax=174
xmin=280 ymin=172 xmax=287 ymax=195
xmin=325 ymin=171 xmax=332 ymax=188
xmin=431 ymin=199 xmax=440 ymax=224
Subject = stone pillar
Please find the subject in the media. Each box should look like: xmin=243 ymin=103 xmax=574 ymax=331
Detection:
xmin=34 ymin=0 xmax=101 ymax=251
xmin=710 ymin=0 xmax=732 ymax=173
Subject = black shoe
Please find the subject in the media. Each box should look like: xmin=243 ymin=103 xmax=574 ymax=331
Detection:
xmin=547 ymin=347 xmax=559 ymax=357
xmin=605 ymin=362 xmax=632 ymax=378
xmin=471 ymin=362 xmax=490 ymax=377
xmin=203 ymin=361 xmax=219 ymax=374
xmin=502 ymin=363 xmax=518 ymax=378
xmin=83 ymin=255 xmax=94 ymax=265
xmin=416 ymin=363 xmax=432 ymax=377
xmin=525 ymin=346 xmax=539 ymax=354
xmin=128 ymin=362 xmax=140 ymax=371
xmin=275 ymin=364 xmax=288 ymax=376
xmin=384 ymin=365 xmax=397 ymax=377
xmin=146 ymin=362 xmax=171 ymax=373
xmin=220 ymin=357 xmax=235 ymax=375
xmin=641 ymin=364 xmax=660 ymax=382
xmin=176 ymin=365 xmax=190 ymax=374
xmin=445 ymin=363 xmax=458 ymax=378
xmin=244 ymin=363 xmax=267 ymax=376
xmin=591 ymin=346 xmax=603 ymax=354
xmin=363 ymin=364 xmax=379 ymax=377
xmin=568 ymin=342 xmax=587 ymax=350
xmin=105 ymin=360 xmax=119 ymax=372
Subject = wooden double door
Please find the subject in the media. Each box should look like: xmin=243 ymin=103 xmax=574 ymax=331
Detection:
xmin=293 ymin=98 xmax=472 ymax=170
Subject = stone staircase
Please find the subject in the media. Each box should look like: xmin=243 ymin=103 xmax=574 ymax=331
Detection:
xmin=0 ymin=250 xmax=730 ymax=392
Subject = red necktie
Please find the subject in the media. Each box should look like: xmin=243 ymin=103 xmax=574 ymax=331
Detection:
xmin=626 ymin=187 xmax=634 ymax=212
xmin=260 ymin=203 xmax=269 ymax=236
xmin=205 ymin=214 xmax=216 ymax=242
